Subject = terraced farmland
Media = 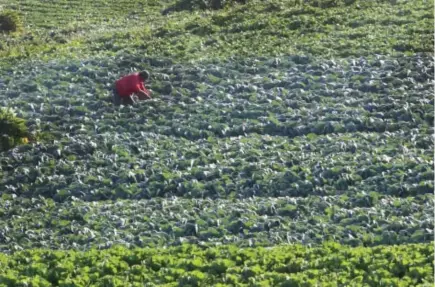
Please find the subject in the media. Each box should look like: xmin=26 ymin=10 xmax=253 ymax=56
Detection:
xmin=0 ymin=0 xmax=433 ymax=285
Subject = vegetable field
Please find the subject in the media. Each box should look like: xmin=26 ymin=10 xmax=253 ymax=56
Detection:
xmin=0 ymin=0 xmax=433 ymax=286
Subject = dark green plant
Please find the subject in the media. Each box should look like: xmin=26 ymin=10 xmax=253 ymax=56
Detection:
xmin=167 ymin=0 xmax=248 ymax=13
xmin=0 ymin=10 xmax=23 ymax=34
xmin=0 ymin=108 xmax=29 ymax=151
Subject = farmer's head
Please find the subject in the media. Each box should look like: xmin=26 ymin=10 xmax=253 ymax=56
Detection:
xmin=139 ymin=70 xmax=150 ymax=81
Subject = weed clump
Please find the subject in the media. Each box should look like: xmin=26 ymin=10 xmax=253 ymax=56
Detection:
xmin=163 ymin=0 xmax=248 ymax=14
xmin=0 ymin=108 xmax=29 ymax=151
xmin=0 ymin=10 xmax=23 ymax=34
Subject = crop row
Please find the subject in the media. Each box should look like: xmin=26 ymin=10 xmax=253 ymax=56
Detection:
xmin=0 ymin=243 xmax=433 ymax=287
xmin=5 ymin=0 xmax=161 ymax=24
xmin=0 ymin=194 xmax=432 ymax=252
xmin=3 ymin=54 xmax=432 ymax=127
xmin=0 ymin=54 xmax=433 ymax=201
xmin=0 ymin=1 xmax=433 ymax=284
xmin=1 ymin=0 xmax=432 ymax=66
xmin=1 ymin=130 xmax=432 ymax=200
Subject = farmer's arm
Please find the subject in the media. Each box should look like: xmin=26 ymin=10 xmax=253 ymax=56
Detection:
xmin=138 ymin=82 xmax=152 ymax=100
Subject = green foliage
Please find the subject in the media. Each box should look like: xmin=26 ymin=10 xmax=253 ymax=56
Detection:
xmin=0 ymin=2 xmax=433 ymax=286
xmin=0 ymin=243 xmax=432 ymax=286
xmin=0 ymin=53 xmax=432 ymax=201
xmin=0 ymin=108 xmax=29 ymax=151
xmin=0 ymin=10 xmax=23 ymax=34
xmin=300 ymin=0 xmax=358 ymax=8
xmin=0 ymin=194 xmax=432 ymax=251
xmin=167 ymin=0 xmax=248 ymax=12
xmin=0 ymin=0 xmax=433 ymax=65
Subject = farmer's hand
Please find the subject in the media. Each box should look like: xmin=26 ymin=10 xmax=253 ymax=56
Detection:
xmin=130 ymin=94 xmax=139 ymax=104
xmin=137 ymin=90 xmax=151 ymax=100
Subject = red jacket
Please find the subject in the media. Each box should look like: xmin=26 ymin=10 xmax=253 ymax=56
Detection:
xmin=115 ymin=73 xmax=151 ymax=98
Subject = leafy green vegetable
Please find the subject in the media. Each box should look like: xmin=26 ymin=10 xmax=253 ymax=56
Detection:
xmin=0 ymin=243 xmax=433 ymax=286
xmin=0 ymin=1 xmax=433 ymax=286
xmin=0 ymin=108 xmax=29 ymax=151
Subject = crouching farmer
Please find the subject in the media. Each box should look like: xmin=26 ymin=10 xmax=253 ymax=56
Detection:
xmin=113 ymin=70 xmax=152 ymax=105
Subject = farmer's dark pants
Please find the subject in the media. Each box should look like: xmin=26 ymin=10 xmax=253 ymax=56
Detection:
xmin=113 ymin=86 xmax=133 ymax=106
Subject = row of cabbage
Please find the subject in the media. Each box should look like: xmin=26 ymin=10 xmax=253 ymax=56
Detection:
xmin=0 ymin=54 xmax=433 ymax=201
xmin=0 ymin=243 xmax=433 ymax=286
xmin=0 ymin=194 xmax=432 ymax=252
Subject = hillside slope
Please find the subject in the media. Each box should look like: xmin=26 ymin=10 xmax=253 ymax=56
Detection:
xmin=0 ymin=0 xmax=433 ymax=286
